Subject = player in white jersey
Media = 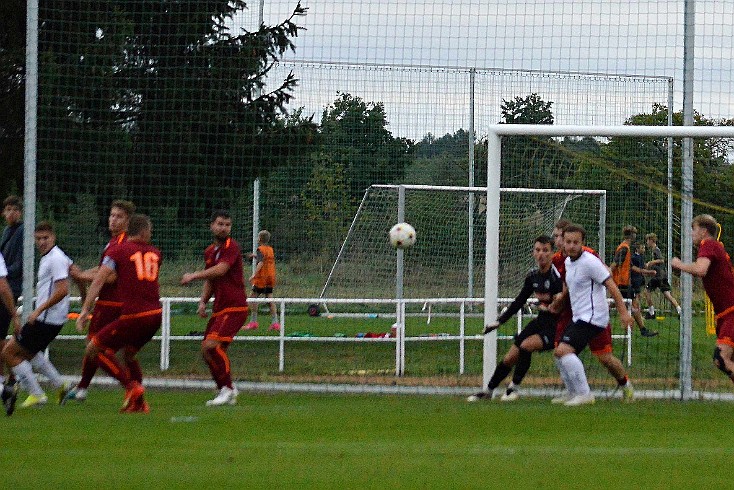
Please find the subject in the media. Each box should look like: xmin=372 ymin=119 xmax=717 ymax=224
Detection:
xmin=554 ymin=223 xmax=632 ymax=406
xmin=1 ymin=222 xmax=72 ymax=414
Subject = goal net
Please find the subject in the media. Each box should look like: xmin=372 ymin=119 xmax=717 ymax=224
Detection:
xmin=320 ymin=184 xmax=606 ymax=308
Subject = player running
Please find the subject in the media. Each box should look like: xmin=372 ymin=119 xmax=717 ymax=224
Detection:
xmin=672 ymin=214 xmax=734 ymax=382
xmin=76 ymin=214 xmax=162 ymax=413
xmin=64 ymin=200 xmax=135 ymax=403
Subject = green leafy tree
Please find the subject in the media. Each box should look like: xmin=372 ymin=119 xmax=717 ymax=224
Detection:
xmin=319 ymin=92 xmax=413 ymax=200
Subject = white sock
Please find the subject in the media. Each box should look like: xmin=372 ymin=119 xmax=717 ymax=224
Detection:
xmin=649 ymin=306 xmax=655 ymax=315
xmin=12 ymin=360 xmax=44 ymax=396
xmin=559 ymin=354 xmax=591 ymax=396
xmin=554 ymin=357 xmax=574 ymax=396
xmin=30 ymin=353 xmax=63 ymax=388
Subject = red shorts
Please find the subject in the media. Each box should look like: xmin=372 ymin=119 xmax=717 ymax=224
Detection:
xmin=205 ymin=307 xmax=249 ymax=343
xmin=716 ymin=313 xmax=734 ymax=348
xmin=89 ymin=302 xmax=122 ymax=338
xmin=92 ymin=310 xmax=162 ymax=351
xmin=589 ymin=323 xmax=613 ymax=355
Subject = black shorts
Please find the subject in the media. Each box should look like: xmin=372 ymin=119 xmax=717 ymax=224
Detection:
xmin=15 ymin=321 xmax=64 ymax=355
xmin=559 ymin=320 xmax=606 ymax=354
xmin=646 ymin=277 xmax=671 ymax=292
xmin=514 ymin=314 xmax=556 ymax=351
xmin=618 ymin=285 xmax=636 ymax=299
xmin=0 ymin=305 xmax=11 ymax=338
xmin=252 ymin=286 xmax=273 ymax=295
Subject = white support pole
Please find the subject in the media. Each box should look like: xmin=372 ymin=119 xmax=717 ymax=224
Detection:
xmin=679 ymin=0 xmax=696 ymax=400
xmin=467 ymin=68 xmax=476 ymax=303
xmin=396 ymin=186 xmax=406 ymax=376
xmin=252 ymin=178 xmax=260 ymax=272
xmin=482 ymin=132 xmax=501 ymax=389
xmin=160 ymin=299 xmax=171 ymax=371
xmin=667 ymin=78 xmax=674 ymax=283
xmin=459 ymin=301 xmax=466 ymax=375
xmin=21 ymin=0 xmax=39 ymax=322
xmin=279 ymin=299 xmax=285 ymax=372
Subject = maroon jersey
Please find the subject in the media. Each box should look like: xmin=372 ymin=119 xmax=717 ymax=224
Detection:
xmin=102 ymin=240 xmax=162 ymax=316
xmin=97 ymin=233 xmax=127 ymax=305
xmin=204 ymin=237 xmax=248 ymax=314
xmin=698 ymin=239 xmax=734 ymax=316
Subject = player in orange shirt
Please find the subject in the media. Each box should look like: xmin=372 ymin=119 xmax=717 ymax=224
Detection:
xmin=76 ymin=214 xmax=162 ymax=413
xmin=244 ymin=230 xmax=279 ymax=331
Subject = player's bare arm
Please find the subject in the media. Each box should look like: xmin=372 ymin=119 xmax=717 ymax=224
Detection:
xmin=197 ymin=280 xmax=214 ymax=318
xmin=76 ymin=265 xmax=115 ymax=333
xmin=27 ymin=278 xmax=69 ymax=325
xmin=671 ymin=256 xmax=711 ymax=278
xmin=180 ymin=261 xmax=231 ymax=285
xmin=0 ymin=277 xmax=20 ymax=333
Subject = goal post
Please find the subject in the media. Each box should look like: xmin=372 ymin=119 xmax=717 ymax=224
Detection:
xmin=484 ymin=124 xmax=734 ymax=400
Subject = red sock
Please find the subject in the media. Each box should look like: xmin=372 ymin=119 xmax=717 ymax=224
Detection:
xmin=206 ymin=345 xmax=232 ymax=389
xmin=126 ymin=358 xmax=143 ymax=384
xmin=78 ymin=354 xmax=100 ymax=389
xmin=95 ymin=351 xmax=131 ymax=388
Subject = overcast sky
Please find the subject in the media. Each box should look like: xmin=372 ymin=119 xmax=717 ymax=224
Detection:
xmin=233 ymin=0 xmax=734 ymax=138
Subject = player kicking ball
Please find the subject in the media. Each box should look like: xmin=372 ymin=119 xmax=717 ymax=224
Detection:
xmin=468 ymin=235 xmax=563 ymax=401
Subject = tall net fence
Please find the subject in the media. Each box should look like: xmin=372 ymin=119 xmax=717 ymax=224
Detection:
xmin=4 ymin=0 xmax=734 ymax=397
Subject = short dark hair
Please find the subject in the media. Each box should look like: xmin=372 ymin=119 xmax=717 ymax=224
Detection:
xmin=645 ymin=233 xmax=658 ymax=242
xmin=535 ymin=235 xmax=553 ymax=247
xmin=34 ymin=221 xmax=54 ymax=234
xmin=693 ymin=214 xmax=719 ymax=238
xmin=563 ymin=223 xmax=586 ymax=241
xmin=127 ymin=214 xmax=151 ymax=236
xmin=3 ymin=195 xmax=21 ymax=209
xmin=111 ymin=199 xmax=135 ymax=216
xmin=623 ymin=225 xmax=637 ymax=239
xmin=554 ymin=219 xmax=571 ymax=231
xmin=210 ymin=209 xmax=231 ymax=222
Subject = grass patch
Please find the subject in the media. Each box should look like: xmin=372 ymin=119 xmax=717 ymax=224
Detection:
xmin=1 ymin=390 xmax=731 ymax=488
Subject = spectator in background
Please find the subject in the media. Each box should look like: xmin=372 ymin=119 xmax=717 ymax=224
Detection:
xmin=643 ymin=232 xmax=682 ymax=318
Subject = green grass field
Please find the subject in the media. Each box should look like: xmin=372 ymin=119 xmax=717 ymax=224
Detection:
xmin=1 ymin=389 xmax=730 ymax=489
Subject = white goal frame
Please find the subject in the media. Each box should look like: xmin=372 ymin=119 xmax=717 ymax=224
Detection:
xmin=483 ymin=124 xmax=734 ymax=400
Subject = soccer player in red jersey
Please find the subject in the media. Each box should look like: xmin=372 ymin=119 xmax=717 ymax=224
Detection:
xmin=181 ymin=210 xmax=249 ymax=406
xmin=673 ymin=214 xmax=734 ymax=381
xmin=64 ymin=200 xmax=135 ymax=403
xmin=550 ymin=219 xmax=634 ymax=402
xmin=76 ymin=214 xmax=162 ymax=413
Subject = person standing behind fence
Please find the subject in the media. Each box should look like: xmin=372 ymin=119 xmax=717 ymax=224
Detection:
xmin=244 ymin=230 xmax=279 ymax=332
xmin=672 ymin=214 xmax=734 ymax=383
xmin=630 ymin=241 xmax=659 ymax=337
xmin=181 ymin=210 xmax=249 ymax=407
xmin=643 ymin=232 xmax=682 ymax=318
xmin=64 ymin=199 xmax=135 ymax=404
xmin=2 ymin=222 xmax=72 ymax=414
xmin=0 ymin=252 xmax=21 ymax=412
xmin=1 ymin=196 xmax=23 ymax=302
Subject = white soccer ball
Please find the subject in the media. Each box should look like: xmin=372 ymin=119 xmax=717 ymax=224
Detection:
xmin=389 ymin=222 xmax=417 ymax=249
